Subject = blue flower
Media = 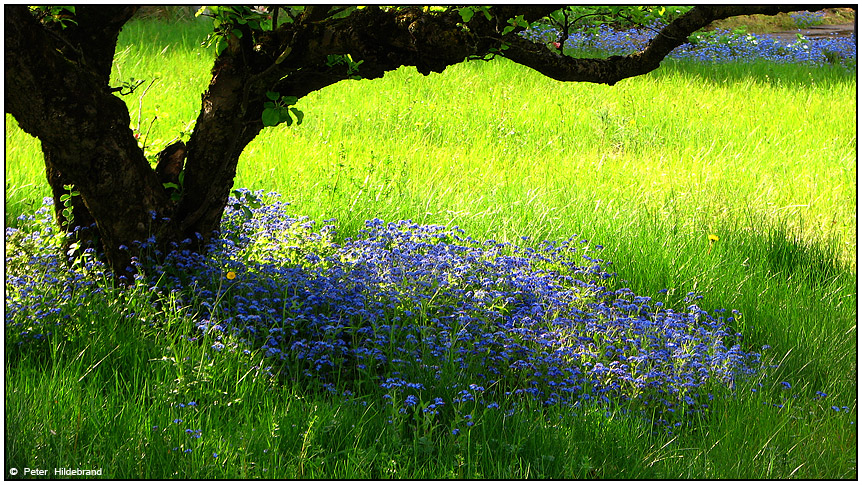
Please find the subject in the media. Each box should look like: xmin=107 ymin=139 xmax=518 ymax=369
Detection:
xmin=6 ymin=191 xmax=779 ymax=430
xmin=522 ymin=20 xmax=856 ymax=68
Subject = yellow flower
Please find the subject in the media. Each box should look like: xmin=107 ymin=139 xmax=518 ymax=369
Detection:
xmin=226 ymin=271 xmax=236 ymax=280
xmin=707 ymin=234 xmax=719 ymax=255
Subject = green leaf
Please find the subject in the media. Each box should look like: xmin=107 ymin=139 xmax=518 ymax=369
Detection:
xmin=458 ymin=7 xmax=474 ymax=23
xmin=232 ymin=29 xmax=243 ymax=39
xmin=265 ymin=91 xmax=280 ymax=101
xmin=283 ymin=96 xmax=298 ymax=105
xmin=290 ymin=107 xmax=304 ymax=125
xmin=262 ymin=108 xmax=280 ymax=127
xmin=279 ymin=108 xmax=293 ymax=126
xmin=264 ymin=101 xmax=275 ymax=109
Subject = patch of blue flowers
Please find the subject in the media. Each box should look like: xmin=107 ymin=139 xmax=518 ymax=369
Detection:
xmin=522 ymin=21 xmax=856 ymax=67
xmin=789 ymin=11 xmax=826 ymax=29
xmin=7 ymin=192 xmax=771 ymax=428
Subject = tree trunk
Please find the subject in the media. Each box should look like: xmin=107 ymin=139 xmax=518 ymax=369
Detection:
xmin=5 ymin=6 xmax=176 ymax=280
xmin=34 ymin=7 xmax=139 ymax=255
xmin=177 ymin=43 xmax=265 ymax=245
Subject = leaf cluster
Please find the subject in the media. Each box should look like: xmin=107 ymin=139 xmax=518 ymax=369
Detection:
xmin=162 ymin=171 xmax=186 ymax=203
xmin=29 ymin=5 xmax=77 ymax=29
xmin=262 ymin=91 xmax=303 ymax=128
xmin=228 ymin=189 xmax=262 ymax=221
xmin=326 ymin=54 xmax=365 ymax=80
xmin=197 ymin=6 xmax=276 ymax=55
xmin=59 ymin=184 xmax=80 ymax=224
xmin=552 ymin=6 xmax=693 ymax=32
xmin=197 ymin=6 xmax=361 ymax=55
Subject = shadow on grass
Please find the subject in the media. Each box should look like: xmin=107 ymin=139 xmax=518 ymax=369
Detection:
xmin=653 ymin=57 xmax=856 ymax=88
xmin=739 ymin=217 xmax=850 ymax=286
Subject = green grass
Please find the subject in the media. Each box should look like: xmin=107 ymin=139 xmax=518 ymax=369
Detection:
xmin=5 ymin=18 xmax=857 ymax=479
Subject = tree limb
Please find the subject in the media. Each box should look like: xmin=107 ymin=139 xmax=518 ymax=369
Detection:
xmin=499 ymin=5 xmax=830 ymax=85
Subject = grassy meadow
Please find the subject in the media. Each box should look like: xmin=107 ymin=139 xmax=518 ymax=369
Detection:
xmin=5 ymin=18 xmax=857 ymax=479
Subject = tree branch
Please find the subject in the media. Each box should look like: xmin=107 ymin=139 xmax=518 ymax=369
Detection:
xmin=301 ymin=5 xmax=335 ymax=24
xmin=52 ymin=6 xmax=138 ymax=81
xmin=499 ymin=5 xmax=830 ymax=85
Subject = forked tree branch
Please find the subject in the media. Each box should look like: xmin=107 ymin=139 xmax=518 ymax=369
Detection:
xmin=498 ymin=5 xmax=828 ymax=85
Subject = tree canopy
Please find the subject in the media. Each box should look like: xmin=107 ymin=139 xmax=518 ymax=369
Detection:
xmin=4 ymin=5 xmax=823 ymax=279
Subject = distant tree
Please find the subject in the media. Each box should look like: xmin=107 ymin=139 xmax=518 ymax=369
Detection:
xmin=4 ymin=5 xmax=820 ymax=280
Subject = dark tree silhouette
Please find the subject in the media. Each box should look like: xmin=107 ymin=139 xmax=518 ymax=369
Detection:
xmin=4 ymin=5 xmax=819 ymax=279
